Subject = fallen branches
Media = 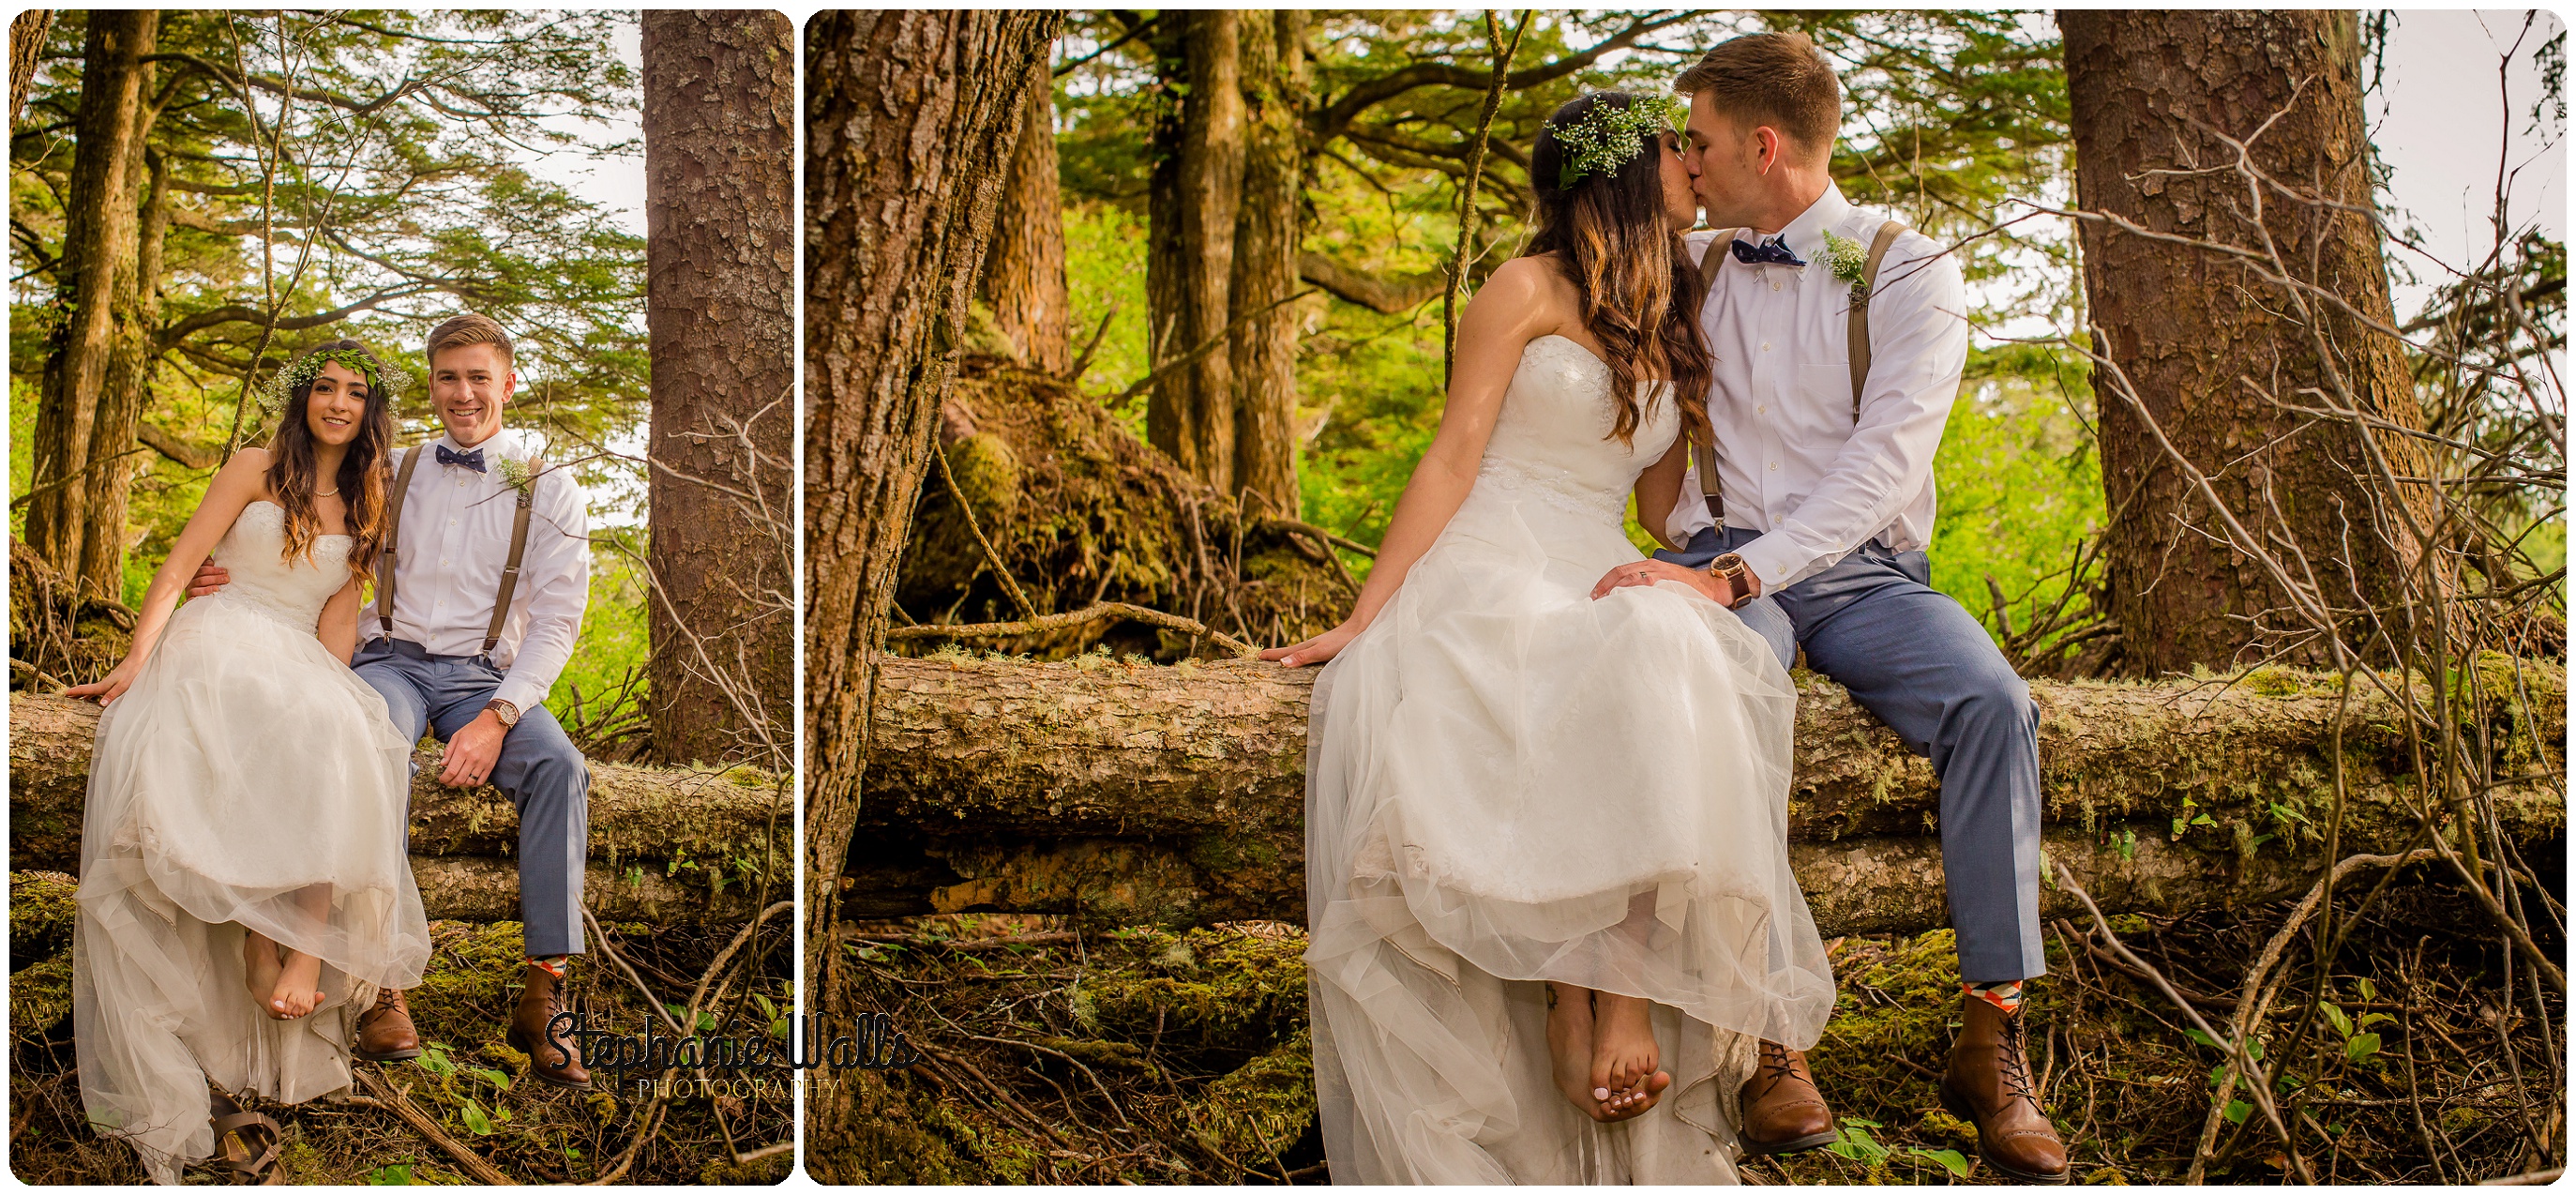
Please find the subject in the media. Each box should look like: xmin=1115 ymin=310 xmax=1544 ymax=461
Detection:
xmin=349 ymin=1072 xmax=517 ymax=1186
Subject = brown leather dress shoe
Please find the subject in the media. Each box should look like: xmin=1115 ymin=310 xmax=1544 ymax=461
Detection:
xmin=505 ymin=962 xmax=592 ymax=1090
xmin=1739 ymin=1039 xmax=1838 ymax=1155
xmin=1940 ymin=996 xmax=2069 ymax=1184
xmin=353 ymin=987 xmax=423 ymax=1062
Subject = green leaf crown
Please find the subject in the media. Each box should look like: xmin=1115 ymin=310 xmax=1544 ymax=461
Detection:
xmin=254 ymin=346 xmax=411 ymax=416
xmin=1552 ymin=93 xmax=1689 ymax=189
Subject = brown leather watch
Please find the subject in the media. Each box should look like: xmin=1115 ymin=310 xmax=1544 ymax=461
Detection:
xmin=484 ymin=698 xmax=521 ymax=729
xmin=1709 ymin=552 xmax=1757 ymax=611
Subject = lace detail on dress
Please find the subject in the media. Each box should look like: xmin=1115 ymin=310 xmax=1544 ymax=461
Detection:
xmin=1473 ymin=454 xmax=1629 ymax=524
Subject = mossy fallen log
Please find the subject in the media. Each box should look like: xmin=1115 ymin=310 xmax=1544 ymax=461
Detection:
xmin=848 ymin=654 xmax=2565 ymax=932
xmin=10 ymin=693 xmax=782 ymax=925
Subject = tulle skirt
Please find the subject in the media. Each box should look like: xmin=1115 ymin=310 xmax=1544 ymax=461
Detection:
xmin=73 ymin=591 xmax=430 ymax=1184
xmin=1304 ymin=479 xmax=1834 ymax=1184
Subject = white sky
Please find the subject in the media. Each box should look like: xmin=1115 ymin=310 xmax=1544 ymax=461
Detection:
xmin=2373 ymin=8 xmax=2567 ymax=321
xmin=524 ymin=11 xmax=2562 ymax=340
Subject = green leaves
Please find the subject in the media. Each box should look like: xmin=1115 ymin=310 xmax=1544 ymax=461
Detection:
xmin=367 ymin=1163 xmax=414 ymax=1185
xmin=415 ymin=1041 xmax=458 ymax=1079
xmin=1910 ymin=1146 xmax=1972 ymax=1177
xmin=2345 ymin=1033 xmax=2383 ymax=1062
xmin=459 ymin=1098 xmax=493 ymax=1136
xmin=1826 ymin=1116 xmax=1892 ymax=1165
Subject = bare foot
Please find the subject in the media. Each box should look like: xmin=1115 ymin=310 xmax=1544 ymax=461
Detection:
xmin=269 ymin=948 xmax=324 ymax=1020
xmin=1590 ymin=991 xmax=1671 ymax=1119
xmin=243 ymin=931 xmax=283 ymax=1009
xmin=1545 ymin=983 xmax=1614 ymax=1121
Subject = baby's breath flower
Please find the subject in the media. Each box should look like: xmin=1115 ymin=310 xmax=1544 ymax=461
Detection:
xmin=1553 ymin=94 xmax=1689 ymax=189
xmin=495 ymin=455 xmax=534 ymax=493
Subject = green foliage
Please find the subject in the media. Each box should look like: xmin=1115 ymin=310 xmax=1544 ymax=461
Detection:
xmin=12 ymin=10 xmax=649 ymax=567
xmin=550 ymin=536 xmax=651 ymax=728
xmin=1054 ymin=11 xmax=2092 ymax=607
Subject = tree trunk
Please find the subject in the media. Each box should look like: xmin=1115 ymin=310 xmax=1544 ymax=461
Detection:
xmin=802 ymin=10 xmax=1059 ymax=1178
xmin=8 ymin=693 xmax=782 ymax=923
xmin=1145 ymin=10 xmax=1244 ymax=492
xmin=978 ymin=53 xmax=1070 ymax=373
xmin=2061 ymin=10 xmax=2440 ymax=675
xmin=1228 ymin=10 xmax=1307 ymax=516
xmin=641 ymin=10 xmax=796 ymax=769
xmin=839 ymin=655 xmax=2564 ymax=930
xmin=75 ymin=146 xmax=167 ymax=601
xmin=9 ymin=10 xmax=53 ymax=129
xmin=26 ymin=10 xmax=154 ymax=595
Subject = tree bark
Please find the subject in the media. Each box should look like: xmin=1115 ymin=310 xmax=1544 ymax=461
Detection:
xmin=74 ymin=147 xmax=168 ymax=600
xmin=641 ymin=10 xmax=796 ymax=769
xmin=978 ymin=53 xmax=1071 ymax=373
xmin=2061 ymin=10 xmax=2441 ymax=674
xmin=1228 ymin=10 xmax=1307 ymax=516
xmin=840 ymin=655 xmax=2565 ymax=930
xmin=802 ymin=12 xmax=1059 ymax=1174
xmin=26 ymin=10 xmax=155 ymax=596
xmin=8 ymin=694 xmax=781 ymax=923
xmin=9 ymin=10 xmax=53 ymax=129
xmin=1145 ymin=10 xmax=1244 ymax=492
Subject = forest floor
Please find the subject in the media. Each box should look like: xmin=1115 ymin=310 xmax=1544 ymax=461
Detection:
xmin=9 ymin=885 xmax=794 ymax=1187
xmin=830 ymin=883 xmax=2564 ymax=1185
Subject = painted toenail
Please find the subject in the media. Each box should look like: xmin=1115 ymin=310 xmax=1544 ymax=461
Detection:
xmin=1593 ymin=1087 xmax=1609 ymax=1100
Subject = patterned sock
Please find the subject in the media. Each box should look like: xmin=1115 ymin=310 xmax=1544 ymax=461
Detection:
xmin=1964 ymin=979 xmax=2024 ymax=1014
xmin=526 ymin=955 xmax=569 ymax=978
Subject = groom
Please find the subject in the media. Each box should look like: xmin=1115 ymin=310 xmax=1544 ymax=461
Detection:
xmin=1595 ymin=34 xmax=2066 ymax=1183
xmin=191 ymin=313 xmax=595 ymax=1090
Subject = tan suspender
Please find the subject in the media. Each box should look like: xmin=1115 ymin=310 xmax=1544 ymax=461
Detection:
xmin=487 ymin=471 xmax=535 ymax=655
xmin=1689 ymin=219 xmax=1909 ymax=526
xmin=375 ymin=443 xmax=538 ymax=656
xmin=378 ymin=445 xmax=425 ymax=638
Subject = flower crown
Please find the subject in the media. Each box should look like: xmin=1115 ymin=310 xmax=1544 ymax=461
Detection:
xmin=254 ymin=346 xmax=411 ymax=416
xmin=1551 ymin=93 xmax=1689 ymax=189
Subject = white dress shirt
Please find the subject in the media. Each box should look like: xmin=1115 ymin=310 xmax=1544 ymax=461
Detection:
xmin=371 ymin=427 xmax=590 ymax=715
xmin=1667 ymin=185 xmax=1970 ymax=592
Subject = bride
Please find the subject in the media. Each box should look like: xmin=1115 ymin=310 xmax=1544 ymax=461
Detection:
xmin=68 ymin=340 xmax=431 ymax=1184
xmin=1268 ymin=92 xmax=1832 ymax=1183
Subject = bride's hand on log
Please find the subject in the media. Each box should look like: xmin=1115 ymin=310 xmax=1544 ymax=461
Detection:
xmin=1263 ymin=622 xmax=1361 ymax=668
xmin=64 ymin=660 xmax=139 ymax=705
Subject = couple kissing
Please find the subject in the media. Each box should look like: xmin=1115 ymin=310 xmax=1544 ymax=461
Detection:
xmin=1273 ymin=32 xmax=2065 ymax=1185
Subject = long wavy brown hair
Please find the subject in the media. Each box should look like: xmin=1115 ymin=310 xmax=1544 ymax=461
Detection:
xmin=1525 ymin=92 xmax=1713 ymax=449
xmin=264 ymin=339 xmax=397 ymax=580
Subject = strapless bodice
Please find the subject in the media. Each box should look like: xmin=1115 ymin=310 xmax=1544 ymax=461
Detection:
xmin=202 ymin=500 xmax=352 ymax=631
xmin=1472 ymin=335 xmax=1681 ymax=524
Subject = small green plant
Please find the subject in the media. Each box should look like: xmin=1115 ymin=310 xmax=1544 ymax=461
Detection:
xmin=1910 ymin=1145 xmax=1972 ymax=1177
xmin=1827 ymin=1116 xmax=1891 ymax=1165
xmin=366 ymin=1162 xmax=414 ymax=1185
xmin=414 ymin=1041 xmax=458 ymax=1079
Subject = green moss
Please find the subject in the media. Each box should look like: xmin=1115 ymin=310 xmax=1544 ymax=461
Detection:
xmin=11 ymin=870 xmax=79 ymax=961
xmin=1187 ymin=1027 xmax=1317 ymax=1168
xmin=9 ymin=952 xmax=73 ymax=1042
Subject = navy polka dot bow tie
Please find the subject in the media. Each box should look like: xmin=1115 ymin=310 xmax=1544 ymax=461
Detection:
xmin=1729 ymin=235 xmax=1805 ymax=267
xmin=435 ymin=445 xmax=487 ymax=473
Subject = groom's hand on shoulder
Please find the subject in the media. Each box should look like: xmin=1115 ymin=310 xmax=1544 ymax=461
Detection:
xmin=187 ymin=558 xmax=229 ymax=598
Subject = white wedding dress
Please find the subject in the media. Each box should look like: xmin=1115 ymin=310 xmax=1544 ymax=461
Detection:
xmin=73 ymin=499 xmax=430 ymax=1184
xmin=1304 ymin=336 xmax=1835 ymax=1184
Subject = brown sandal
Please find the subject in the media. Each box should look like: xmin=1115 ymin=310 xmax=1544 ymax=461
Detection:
xmin=212 ymin=1108 xmax=287 ymax=1185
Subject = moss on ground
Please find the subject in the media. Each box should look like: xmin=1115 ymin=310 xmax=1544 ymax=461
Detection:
xmin=11 ymin=914 xmax=791 ymax=1186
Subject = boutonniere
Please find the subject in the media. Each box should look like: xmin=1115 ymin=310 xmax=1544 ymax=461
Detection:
xmin=495 ymin=455 xmax=537 ymax=495
xmin=1819 ymin=228 xmax=1870 ymax=305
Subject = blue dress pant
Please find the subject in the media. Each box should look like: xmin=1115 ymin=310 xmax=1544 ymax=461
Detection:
xmin=1660 ymin=527 xmax=2046 ymax=981
xmin=354 ymin=638 xmax=590 ymax=957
